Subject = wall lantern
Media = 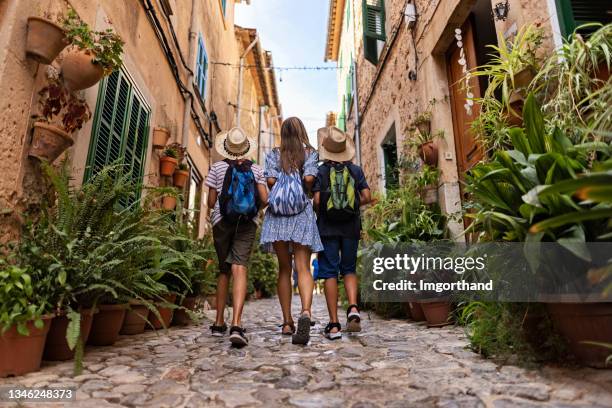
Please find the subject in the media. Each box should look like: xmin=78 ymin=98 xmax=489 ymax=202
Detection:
xmin=492 ymin=0 xmax=510 ymax=21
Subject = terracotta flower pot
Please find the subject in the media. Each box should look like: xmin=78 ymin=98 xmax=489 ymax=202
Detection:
xmin=0 ymin=316 xmax=52 ymax=377
xmin=172 ymin=296 xmax=197 ymax=326
xmin=547 ymin=302 xmax=612 ymax=368
xmin=161 ymin=195 xmax=177 ymax=210
xmin=29 ymin=122 xmax=74 ymax=162
xmin=26 ymin=17 xmax=67 ymax=64
xmin=513 ymin=67 xmax=536 ymax=89
xmin=152 ymin=128 xmax=170 ymax=149
xmin=149 ymin=294 xmax=177 ymax=330
xmin=409 ymin=302 xmax=426 ymax=322
xmin=506 ymin=92 xmax=524 ymax=127
xmin=422 ymin=302 xmax=453 ymax=327
xmin=43 ymin=309 xmax=96 ymax=361
xmin=160 ymin=156 xmax=178 ymax=176
xmin=416 ymin=120 xmax=431 ymax=138
xmin=173 ymin=169 xmax=189 ymax=188
xmin=61 ymin=48 xmax=104 ymax=91
xmin=120 ymin=303 xmax=150 ymax=335
xmin=87 ymin=304 xmax=127 ymax=346
xmin=418 ymin=141 xmax=438 ymax=166
xmin=421 ymin=185 xmax=438 ymax=205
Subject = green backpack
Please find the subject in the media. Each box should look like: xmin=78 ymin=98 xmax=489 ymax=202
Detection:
xmin=325 ymin=164 xmax=359 ymax=221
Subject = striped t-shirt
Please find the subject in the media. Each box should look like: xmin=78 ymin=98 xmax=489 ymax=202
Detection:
xmin=205 ymin=160 xmax=266 ymax=226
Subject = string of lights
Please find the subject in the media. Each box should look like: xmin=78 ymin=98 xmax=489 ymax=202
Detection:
xmin=211 ymin=61 xmax=343 ymax=71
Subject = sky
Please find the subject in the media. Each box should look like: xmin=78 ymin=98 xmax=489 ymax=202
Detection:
xmin=235 ymin=0 xmax=338 ymax=146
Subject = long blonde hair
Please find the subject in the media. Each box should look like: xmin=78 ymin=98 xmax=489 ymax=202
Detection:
xmin=279 ymin=117 xmax=313 ymax=173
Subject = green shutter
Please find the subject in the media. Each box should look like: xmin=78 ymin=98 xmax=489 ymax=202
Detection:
xmin=363 ymin=0 xmax=385 ymax=64
xmin=556 ymin=0 xmax=611 ymax=37
xmin=85 ymin=69 xmax=150 ymax=204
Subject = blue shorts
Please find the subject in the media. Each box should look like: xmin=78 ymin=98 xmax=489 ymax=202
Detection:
xmin=317 ymin=237 xmax=359 ymax=280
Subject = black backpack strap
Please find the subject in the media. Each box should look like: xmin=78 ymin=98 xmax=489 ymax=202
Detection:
xmin=219 ymin=161 xmax=236 ymax=214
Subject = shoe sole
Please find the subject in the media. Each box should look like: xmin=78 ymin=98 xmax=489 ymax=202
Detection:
xmin=326 ymin=332 xmax=342 ymax=340
xmin=211 ymin=332 xmax=225 ymax=337
xmin=229 ymin=333 xmax=248 ymax=347
xmin=346 ymin=317 xmax=362 ymax=333
xmin=292 ymin=315 xmax=311 ymax=345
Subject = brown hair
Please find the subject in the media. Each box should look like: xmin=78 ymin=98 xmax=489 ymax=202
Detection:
xmin=279 ymin=117 xmax=313 ymax=173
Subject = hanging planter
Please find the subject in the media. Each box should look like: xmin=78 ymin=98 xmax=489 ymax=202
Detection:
xmin=87 ymin=304 xmax=127 ymax=346
xmin=161 ymin=194 xmax=177 ymax=210
xmin=152 ymin=127 xmax=171 ymax=149
xmin=417 ymin=141 xmax=438 ymax=166
xmin=25 ymin=17 xmax=67 ymax=64
xmin=0 ymin=316 xmax=53 ymax=377
xmin=422 ymin=301 xmax=453 ymax=327
xmin=29 ymin=122 xmax=74 ymax=162
xmin=60 ymin=48 xmax=105 ymax=91
xmin=506 ymin=92 xmax=524 ymax=127
xmin=513 ymin=67 xmax=536 ymax=89
xmin=43 ymin=309 xmax=96 ymax=361
xmin=173 ymin=163 xmax=190 ymax=188
xmin=120 ymin=302 xmax=150 ymax=335
xmin=160 ymin=147 xmax=179 ymax=176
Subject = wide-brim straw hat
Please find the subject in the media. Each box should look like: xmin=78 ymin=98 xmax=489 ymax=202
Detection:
xmin=318 ymin=126 xmax=355 ymax=162
xmin=215 ymin=127 xmax=258 ymax=160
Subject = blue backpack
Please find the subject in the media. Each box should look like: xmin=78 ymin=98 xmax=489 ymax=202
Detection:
xmin=268 ymin=170 xmax=309 ymax=216
xmin=219 ymin=160 xmax=259 ymax=223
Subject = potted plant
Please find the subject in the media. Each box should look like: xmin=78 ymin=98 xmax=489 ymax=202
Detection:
xmin=119 ymin=300 xmax=151 ymax=335
xmin=60 ymin=9 xmax=124 ymax=91
xmin=43 ymin=308 xmax=97 ymax=361
xmin=414 ymin=129 xmax=442 ymax=166
xmin=421 ymin=301 xmax=453 ymax=327
xmin=149 ymin=293 xmax=177 ymax=329
xmin=0 ymin=263 xmax=53 ymax=377
xmin=29 ymin=76 xmax=91 ymax=162
xmin=152 ymin=127 xmax=171 ymax=149
xmin=415 ymin=165 xmax=440 ymax=205
xmin=413 ymin=111 xmax=432 ymax=138
xmin=160 ymin=147 xmax=179 ymax=177
xmin=409 ymin=302 xmax=426 ymax=321
xmin=26 ymin=13 xmax=67 ymax=64
xmin=173 ymin=163 xmax=190 ymax=188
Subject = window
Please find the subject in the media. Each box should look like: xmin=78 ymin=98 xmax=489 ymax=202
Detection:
xmin=362 ymin=0 xmax=386 ymax=65
xmin=555 ymin=0 xmax=611 ymax=37
xmin=195 ymin=34 xmax=208 ymax=100
xmin=85 ymin=69 xmax=150 ymax=205
xmin=381 ymin=123 xmax=398 ymax=190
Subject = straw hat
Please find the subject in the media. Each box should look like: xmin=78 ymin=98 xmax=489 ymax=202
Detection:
xmin=214 ymin=127 xmax=257 ymax=160
xmin=317 ymin=126 xmax=355 ymax=162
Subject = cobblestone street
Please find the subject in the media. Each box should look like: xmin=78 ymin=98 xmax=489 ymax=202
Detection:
xmin=2 ymin=295 xmax=612 ymax=408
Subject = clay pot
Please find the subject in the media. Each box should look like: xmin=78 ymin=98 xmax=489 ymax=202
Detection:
xmin=29 ymin=122 xmax=74 ymax=162
xmin=152 ymin=128 xmax=170 ymax=149
xmin=513 ymin=67 xmax=536 ymax=89
xmin=506 ymin=92 xmax=524 ymax=127
xmin=160 ymin=156 xmax=178 ymax=176
xmin=26 ymin=17 xmax=67 ymax=64
xmin=172 ymin=296 xmax=198 ymax=326
xmin=422 ymin=302 xmax=453 ymax=327
xmin=149 ymin=294 xmax=177 ymax=330
xmin=416 ymin=120 xmax=431 ymax=138
xmin=61 ymin=48 xmax=104 ymax=91
xmin=0 ymin=316 xmax=52 ymax=377
xmin=409 ymin=302 xmax=426 ymax=322
xmin=421 ymin=185 xmax=438 ymax=205
xmin=43 ymin=309 xmax=96 ymax=361
xmin=546 ymin=302 xmax=612 ymax=368
xmin=87 ymin=304 xmax=127 ymax=346
xmin=418 ymin=140 xmax=438 ymax=166
xmin=161 ymin=195 xmax=177 ymax=210
xmin=120 ymin=303 xmax=150 ymax=335
xmin=173 ymin=169 xmax=190 ymax=188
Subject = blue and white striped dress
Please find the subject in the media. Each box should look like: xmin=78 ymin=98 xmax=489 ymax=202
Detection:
xmin=260 ymin=149 xmax=323 ymax=253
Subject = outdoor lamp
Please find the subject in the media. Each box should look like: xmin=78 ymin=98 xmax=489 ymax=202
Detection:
xmin=492 ymin=0 xmax=510 ymax=21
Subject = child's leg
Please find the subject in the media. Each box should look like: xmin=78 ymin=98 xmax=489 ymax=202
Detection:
xmin=323 ymin=278 xmax=340 ymax=331
xmin=215 ymin=273 xmax=229 ymax=325
xmin=273 ymin=241 xmax=294 ymax=331
xmin=293 ymin=243 xmax=314 ymax=316
xmin=231 ymin=264 xmax=248 ymax=327
xmin=343 ymin=274 xmax=359 ymax=307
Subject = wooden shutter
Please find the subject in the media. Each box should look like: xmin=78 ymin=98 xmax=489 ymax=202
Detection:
xmin=556 ymin=0 xmax=611 ymax=37
xmin=363 ymin=0 xmax=385 ymax=64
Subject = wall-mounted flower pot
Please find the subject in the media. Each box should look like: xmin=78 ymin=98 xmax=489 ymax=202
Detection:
xmin=415 ymin=120 xmax=431 ymax=138
xmin=422 ymin=301 xmax=452 ymax=327
xmin=161 ymin=195 xmax=177 ymax=210
xmin=120 ymin=302 xmax=150 ymax=335
xmin=43 ymin=309 xmax=96 ymax=361
xmin=409 ymin=302 xmax=426 ymax=322
xmin=0 ymin=316 xmax=52 ymax=377
xmin=546 ymin=302 xmax=612 ymax=368
xmin=172 ymin=296 xmax=197 ymax=326
xmin=61 ymin=48 xmax=104 ymax=91
xmin=26 ymin=17 xmax=67 ymax=64
xmin=159 ymin=156 xmax=178 ymax=177
xmin=87 ymin=304 xmax=127 ymax=346
xmin=513 ymin=67 xmax=536 ymax=89
xmin=29 ymin=122 xmax=74 ymax=162
xmin=152 ymin=128 xmax=170 ymax=149
xmin=173 ymin=169 xmax=189 ymax=188
xmin=149 ymin=294 xmax=177 ymax=329
xmin=506 ymin=92 xmax=524 ymax=127
xmin=422 ymin=185 xmax=438 ymax=205
xmin=418 ymin=141 xmax=438 ymax=166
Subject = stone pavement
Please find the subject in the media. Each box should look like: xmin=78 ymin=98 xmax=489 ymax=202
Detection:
xmin=1 ymin=295 xmax=612 ymax=408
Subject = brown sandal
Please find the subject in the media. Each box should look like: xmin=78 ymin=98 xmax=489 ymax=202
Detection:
xmin=280 ymin=322 xmax=295 ymax=335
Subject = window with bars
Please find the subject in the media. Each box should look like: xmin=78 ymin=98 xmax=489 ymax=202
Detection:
xmin=85 ymin=69 xmax=150 ymax=206
xmin=362 ymin=0 xmax=386 ymax=64
xmin=556 ymin=0 xmax=611 ymax=37
xmin=195 ymin=34 xmax=208 ymax=100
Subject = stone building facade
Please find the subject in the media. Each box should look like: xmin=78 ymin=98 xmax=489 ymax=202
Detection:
xmin=0 ymin=0 xmax=281 ymax=241
xmin=324 ymin=0 xmax=608 ymax=238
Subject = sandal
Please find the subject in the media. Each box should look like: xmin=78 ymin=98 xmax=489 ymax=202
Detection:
xmin=346 ymin=304 xmax=361 ymax=333
xmin=280 ymin=322 xmax=295 ymax=336
xmin=210 ymin=323 xmax=228 ymax=337
xmin=324 ymin=322 xmax=342 ymax=340
xmin=292 ymin=312 xmax=311 ymax=345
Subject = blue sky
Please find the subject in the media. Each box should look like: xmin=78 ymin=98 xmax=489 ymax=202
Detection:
xmin=235 ymin=0 xmax=338 ymax=146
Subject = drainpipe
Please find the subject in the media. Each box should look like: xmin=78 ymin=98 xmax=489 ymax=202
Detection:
xmin=181 ymin=0 xmax=198 ymax=148
xmin=352 ymin=59 xmax=362 ymax=165
xmin=236 ymin=35 xmax=259 ymax=127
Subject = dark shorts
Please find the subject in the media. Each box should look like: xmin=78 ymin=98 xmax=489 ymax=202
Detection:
xmin=317 ymin=236 xmax=359 ymax=280
xmin=212 ymin=218 xmax=257 ymax=274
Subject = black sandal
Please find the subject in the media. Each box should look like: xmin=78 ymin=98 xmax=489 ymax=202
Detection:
xmin=292 ymin=312 xmax=311 ymax=345
xmin=324 ymin=322 xmax=342 ymax=340
xmin=346 ymin=304 xmax=361 ymax=333
xmin=280 ymin=322 xmax=295 ymax=335
xmin=210 ymin=323 xmax=228 ymax=337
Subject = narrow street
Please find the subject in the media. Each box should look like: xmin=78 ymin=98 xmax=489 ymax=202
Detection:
xmin=2 ymin=295 xmax=611 ymax=408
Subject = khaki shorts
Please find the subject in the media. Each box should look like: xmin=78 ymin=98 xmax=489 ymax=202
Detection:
xmin=212 ymin=218 xmax=257 ymax=274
